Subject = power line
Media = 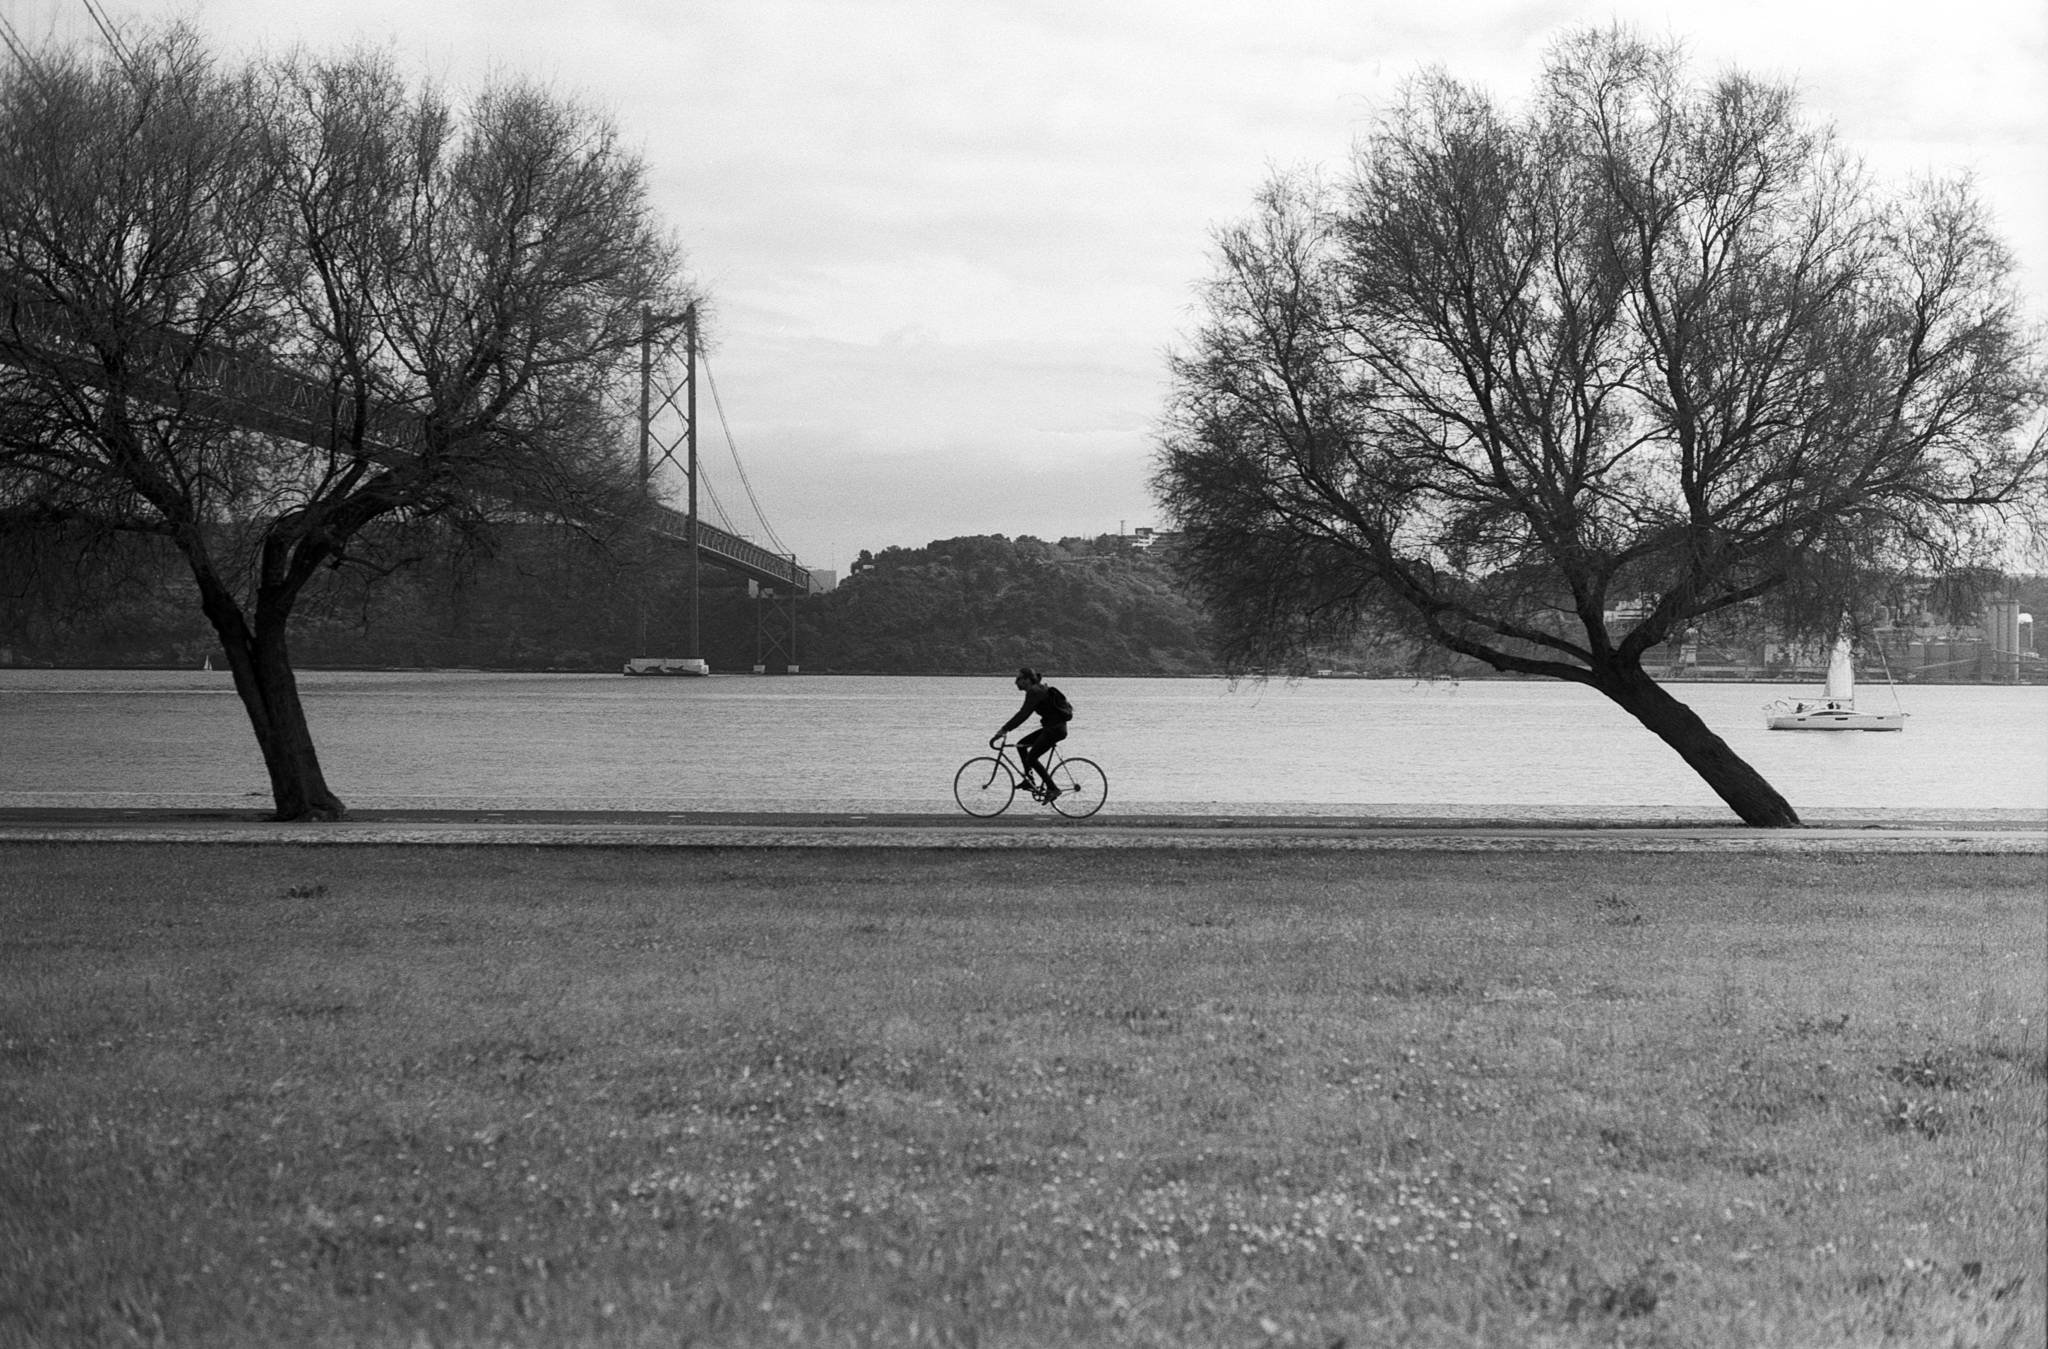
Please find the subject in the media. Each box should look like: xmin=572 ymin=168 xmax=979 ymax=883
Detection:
xmin=77 ymin=0 xmax=136 ymax=82
xmin=0 ymin=14 xmax=30 ymax=67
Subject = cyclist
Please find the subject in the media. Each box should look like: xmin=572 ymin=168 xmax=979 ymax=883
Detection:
xmin=991 ymin=666 xmax=1071 ymax=799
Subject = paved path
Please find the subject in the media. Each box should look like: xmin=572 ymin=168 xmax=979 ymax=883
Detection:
xmin=1 ymin=807 xmax=2040 ymax=852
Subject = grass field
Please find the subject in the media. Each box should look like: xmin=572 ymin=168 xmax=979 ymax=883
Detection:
xmin=1 ymin=842 xmax=2042 ymax=1348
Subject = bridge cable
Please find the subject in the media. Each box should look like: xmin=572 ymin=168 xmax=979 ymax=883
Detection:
xmin=699 ymin=469 xmax=737 ymax=535
xmin=649 ymin=439 xmax=738 ymax=535
xmin=699 ymin=350 xmax=791 ymax=557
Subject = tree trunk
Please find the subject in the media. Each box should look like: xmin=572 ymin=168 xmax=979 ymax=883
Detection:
xmin=1594 ymin=662 xmax=1801 ymax=827
xmin=193 ymin=576 xmax=347 ymax=822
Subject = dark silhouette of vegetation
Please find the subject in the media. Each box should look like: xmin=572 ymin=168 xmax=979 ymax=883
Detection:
xmin=1155 ymin=28 xmax=2046 ymax=826
xmin=8 ymin=516 xmax=2039 ymax=679
xmin=798 ymin=535 xmax=1215 ymax=674
xmin=0 ymin=28 xmax=686 ymax=818
xmin=0 ymin=528 xmax=1219 ymax=676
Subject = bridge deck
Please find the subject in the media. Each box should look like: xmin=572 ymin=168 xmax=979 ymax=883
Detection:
xmin=0 ymin=277 xmax=812 ymax=592
xmin=641 ymin=500 xmax=811 ymax=592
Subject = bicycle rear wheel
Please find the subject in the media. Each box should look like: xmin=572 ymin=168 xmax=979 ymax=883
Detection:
xmin=953 ymin=756 xmax=1017 ymax=817
xmin=1046 ymin=756 xmax=1107 ymax=818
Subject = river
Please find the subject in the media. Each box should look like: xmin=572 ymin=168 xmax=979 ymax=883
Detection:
xmin=1 ymin=670 xmax=2042 ymax=820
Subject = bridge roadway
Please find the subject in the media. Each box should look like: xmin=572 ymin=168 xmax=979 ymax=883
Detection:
xmin=0 ymin=806 xmax=2039 ymax=853
xmin=0 ymin=276 xmax=812 ymax=593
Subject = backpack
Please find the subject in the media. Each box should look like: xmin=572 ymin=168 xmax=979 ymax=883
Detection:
xmin=1043 ymin=685 xmax=1073 ymax=720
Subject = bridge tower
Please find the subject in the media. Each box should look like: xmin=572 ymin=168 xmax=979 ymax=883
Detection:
xmin=752 ymin=567 xmax=801 ymax=674
xmin=629 ymin=304 xmax=708 ymax=675
xmin=625 ymin=307 xmax=813 ymax=675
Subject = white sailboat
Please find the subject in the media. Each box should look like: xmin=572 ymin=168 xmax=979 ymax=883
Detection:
xmin=1764 ymin=632 xmax=1907 ymax=731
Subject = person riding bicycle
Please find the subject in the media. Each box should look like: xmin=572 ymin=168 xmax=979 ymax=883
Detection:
xmin=992 ymin=667 xmax=1071 ymax=799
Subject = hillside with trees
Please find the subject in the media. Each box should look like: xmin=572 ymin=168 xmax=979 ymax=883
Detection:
xmin=7 ymin=522 xmax=2042 ymax=679
xmin=798 ymin=535 xmax=1215 ymax=674
xmin=1 ymin=527 xmax=1221 ymax=676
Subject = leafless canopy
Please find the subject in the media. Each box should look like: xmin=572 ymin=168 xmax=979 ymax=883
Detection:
xmin=0 ymin=25 xmax=691 ymax=818
xmin=1155 ymin=28 xmax=2045 ymax=824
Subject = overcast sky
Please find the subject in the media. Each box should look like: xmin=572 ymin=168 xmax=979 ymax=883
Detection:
xmin=13 ymin=0 xmax=2046 ymax=578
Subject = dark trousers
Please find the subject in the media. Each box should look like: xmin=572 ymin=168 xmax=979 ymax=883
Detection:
xmin=1018 ymin=723 xmax=1067 ymax=782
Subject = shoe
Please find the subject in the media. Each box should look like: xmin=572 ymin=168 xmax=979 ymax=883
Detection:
xmin=1043 ymin=783 xmax=1063 ymax=800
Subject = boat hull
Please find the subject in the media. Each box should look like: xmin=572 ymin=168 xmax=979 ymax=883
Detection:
xmin=622 ymin=658 xmax=709 ymax=677
xmin=1763 ymin=627 xmax=1907 ymax=730
xmin=1765 ymin=706 xmax=1906 ymax=731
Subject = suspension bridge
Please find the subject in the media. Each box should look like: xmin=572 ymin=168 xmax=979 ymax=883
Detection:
xmin=0 ymin=274 xmax=814 ymax=672
xmin=629 ymin=307 xmax=813 ymax=675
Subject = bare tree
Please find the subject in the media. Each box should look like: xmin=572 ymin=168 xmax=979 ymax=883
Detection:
xmin=1155 ymin=29 xmax=2046 ymax=827
xmin=0 ymin=28 xmax=687 ymax=819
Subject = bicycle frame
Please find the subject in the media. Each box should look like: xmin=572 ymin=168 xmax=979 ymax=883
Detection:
xmin=990 ymin=738 xmax=1073 ymax=797
xmin=956 ymin=738 xmax=1106 ymax=819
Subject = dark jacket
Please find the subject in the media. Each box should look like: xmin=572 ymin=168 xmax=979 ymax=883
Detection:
xmin=998 ymin=684 xmax=1070 ymax=737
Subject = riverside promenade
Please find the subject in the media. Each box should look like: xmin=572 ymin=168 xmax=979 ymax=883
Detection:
xmin=1 ymin=805 xmax=2041 ymax=853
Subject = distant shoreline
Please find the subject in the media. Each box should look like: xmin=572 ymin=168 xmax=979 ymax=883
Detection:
xmin=2 ymin=807 xmax=2041 ymax=853
xmin=5 ymin=664 xmax=2044 ymax=688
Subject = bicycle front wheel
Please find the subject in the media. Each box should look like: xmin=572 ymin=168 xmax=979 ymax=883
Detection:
xmin=1046 ymin=756 xmax=1107 ymax=818
xmin=953 ymin=756 xmax=1017 ymax=817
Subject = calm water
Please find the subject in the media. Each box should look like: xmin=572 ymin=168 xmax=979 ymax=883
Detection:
xmin=1 ymin=670 xmax=2043 ymax=819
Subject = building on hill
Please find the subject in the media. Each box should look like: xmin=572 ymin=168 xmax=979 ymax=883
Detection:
xmin=1121 ymin=526 xmax=1180 ymax=552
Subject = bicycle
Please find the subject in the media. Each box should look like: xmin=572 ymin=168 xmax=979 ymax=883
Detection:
xmin=953 ymin=739 xmax=1107 ymax=819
